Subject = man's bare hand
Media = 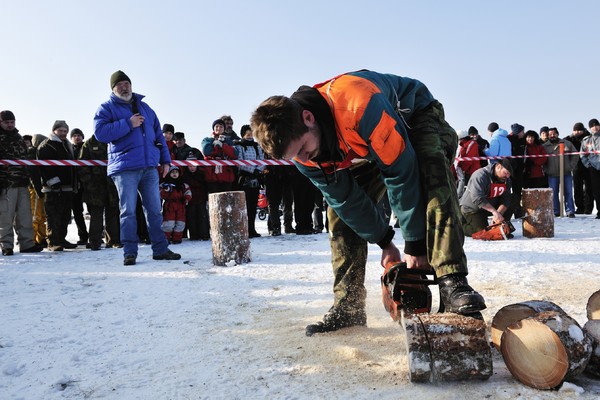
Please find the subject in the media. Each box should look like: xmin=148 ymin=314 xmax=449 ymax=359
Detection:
xmin=403 ymin=254 xmax=430 ymax=270
xmin=381 ymin=242 xmax=402 ymax=268
xmin=130 ymin=113 xmax=145 ymax=128
xmin=160 ymin=163 xmax=170 ymax=178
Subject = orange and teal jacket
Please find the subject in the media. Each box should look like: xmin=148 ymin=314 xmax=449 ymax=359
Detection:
xmin=291 ymin=70 xmax=435 ymax=253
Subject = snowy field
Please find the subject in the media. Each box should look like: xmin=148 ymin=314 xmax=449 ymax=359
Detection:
xmin=1 ymin=212 xmax=599 ymax=399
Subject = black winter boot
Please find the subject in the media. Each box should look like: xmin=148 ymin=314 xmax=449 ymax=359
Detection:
xmin=438 ymin=273 xmax=486 ymax=314
xmin=305 ymin=307 xmax=366 ymax=336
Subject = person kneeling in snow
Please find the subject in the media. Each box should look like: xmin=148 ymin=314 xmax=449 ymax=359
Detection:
xmin=160 ymin=166 xmax=192 ymax=244
xmin=460 ymin=158 xmax=513 ymax=239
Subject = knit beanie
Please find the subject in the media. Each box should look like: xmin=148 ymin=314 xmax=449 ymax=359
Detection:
xmin=572 ymin=122 xmax=585 ymax=131
xmin=162 ymin=123 xmax=175 ymax=133
xmin=70 ymin=128 xmax=84 ymax=139
xmin=499 ymin=158 xmax=513 ymax=176
xmin=212 ymin=119 xmax=225 ymax=130
xmin=588 ymin=119 xmax=600 ymax=128
xmin=110 ymin=70 xmax=131 ymax=89
xmin=52 ymin=120 xmax=69 ymax=132
xmin=510 ymin=123 xmax=524 ymax=136
xmin=0 ymin=110 xmax=15 ymax=121
xmin=488 ymin=122 xmax=499 ymax=132
xmin=468 ymin=126 xmax=478 ymax=135
xmin=539 ymin=126 xmax=549 ymax=134
xmin=174 ymin=132 xmax=185 ymax=140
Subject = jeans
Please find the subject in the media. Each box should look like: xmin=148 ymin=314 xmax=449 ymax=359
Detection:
xmin=111 ymin=168 xmax=169 ymax=257
xmin=548 ymin=174 xmax=575 ymax=215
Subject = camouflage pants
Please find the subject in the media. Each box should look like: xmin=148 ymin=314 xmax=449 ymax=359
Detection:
xmin=328 ymin=101 xmax=467 ymax=313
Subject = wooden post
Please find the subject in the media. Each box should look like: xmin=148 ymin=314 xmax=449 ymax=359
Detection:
xmin=208 ymin=191 xmax=251 ymax=266
xmin=501 ymin=310 xmax=592 ymax=389
xmin=521 ymin=188 xmax=554 ymax=238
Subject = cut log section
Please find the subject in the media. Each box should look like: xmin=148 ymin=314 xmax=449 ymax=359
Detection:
xmin=401 ymin=312 xmax=492 ymax=382
xmin=491 ymin=300 xmax=566 ymax=350
xmin=208 ymin=191 xmax=251 ymax=266
xmin=583 ymin=320 xmax=600 ymax=378
xmin=521 ymin=188 xmax=554 ymax=238
xmin=501 ymin=310 xmax=592 ymax=389
xmin=587 ymin=290 xmax=600 ymax=320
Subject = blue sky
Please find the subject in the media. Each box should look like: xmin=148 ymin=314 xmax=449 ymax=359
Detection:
xmin=2 ymin=1 xmax=600 ymax=146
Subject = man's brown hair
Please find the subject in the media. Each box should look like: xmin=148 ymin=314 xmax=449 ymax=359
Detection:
xmin=250 ymin=96 xmax=306 ymax=159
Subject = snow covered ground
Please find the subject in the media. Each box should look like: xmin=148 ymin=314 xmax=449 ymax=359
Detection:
xmin=1 ymin=212 xmax=599 ymax=399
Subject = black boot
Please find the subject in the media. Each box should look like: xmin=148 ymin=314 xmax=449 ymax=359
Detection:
xmin=438 ymin=273 xmax=486 ymax=314
xmin=305 ymin=307 xmax=366 ymax=336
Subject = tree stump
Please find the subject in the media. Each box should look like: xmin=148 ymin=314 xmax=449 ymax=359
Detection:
xmin=521 ymin=188 xmax=554 ymax=238
xmin=501 ymin=310 xmax=592 ymax=389
xmin=587 ymin=290 xmax=600 ymax=320
xmin=208 ymin=191 xmax=251 ymax=266
xmin=491 ymin=300 xmax=566 ymax=350
xmin=583 ymin=320 xmax=600 ymax=378
xmin=402 ymin=312 xmax=492 ymax=382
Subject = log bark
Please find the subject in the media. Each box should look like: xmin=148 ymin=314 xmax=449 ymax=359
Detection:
xmin=501 ymin=310 xmax=592 ymax=389
xmin=401 ymin=312 xmax=492 ymax=382
xmin=521 ymin=188 xmax=554 ymax=238
xmin=583 ymin=320 xmax=600 ymax=378
xmin=208 ymin=191 xmax=251 ymax=266
xmin=587 ymin=290 xmax=600 ymax=320
xmin=491 ymin=300 xmax=565 ymax=350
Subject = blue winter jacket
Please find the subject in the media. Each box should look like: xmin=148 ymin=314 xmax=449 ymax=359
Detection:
xmin=484 ymin=129 xmax=512 ymax=160
xmin=94 ymin=93 xmax=171 ymax=176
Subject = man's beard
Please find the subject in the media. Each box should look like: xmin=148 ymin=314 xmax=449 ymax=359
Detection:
xmin=115 ymin=92 xmax=133 ymax=102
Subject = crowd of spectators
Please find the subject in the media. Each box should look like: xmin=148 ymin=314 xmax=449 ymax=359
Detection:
xmin=454 ymin=121 xmax=600 ymax=235
xmin=2 ymin=105 xmax=600 ymax=257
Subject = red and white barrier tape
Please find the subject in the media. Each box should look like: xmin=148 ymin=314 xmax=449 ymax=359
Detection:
xmin=1 ymin=151 xmax=598 ymax=166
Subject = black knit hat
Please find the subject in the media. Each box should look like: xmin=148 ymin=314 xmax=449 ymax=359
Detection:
xmin=52 ymin=120 xmax=69 ymax=132
xmin=498 ymin=158 xmax=513 ymax=176
xmin=540 ymin=126 xmax=549 ymax=134
xmin=573 ymin=122 xmax=585 ymax=131
xmin=174 ymin=132 xmax=185 ymax=140
xmin=212 ymin=119 xmax=225 ymax=130
xmin=240 ymin=124 xmax=252 ymax=136
xmin=468 ymin=126 xmax=478 ymax=135
xmin=510 ymin=123 xmax=524 ymax=136
xmin=488 ymin=122 xmax=499 ymax=132
xmin=589 ymin=119 xmax=600 ymax=128
xmin=70 ymin=128 xmax=84 ymax=139
xmin=110 ymin=70 xmax=131 ymax=89
xmin=0 ymin=110 xmax=15 ymax=121
xmin=162 ymin=123 xmax=175 ymax=133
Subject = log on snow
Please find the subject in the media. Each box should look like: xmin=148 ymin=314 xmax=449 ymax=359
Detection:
xmin=491 ymin=300 xmax=566 ymax=350
xmin=583 ymin=320 xmax=600 ymax=379
xmin=208 ymin=191 xmax=251 ymax=266
xmin=402 ymin=312 xmax=492 ymax=382
xmin=587 ymin=290 xmax=600 ymax=320
xmin=501 ymin=310 xmax=592 ymax=389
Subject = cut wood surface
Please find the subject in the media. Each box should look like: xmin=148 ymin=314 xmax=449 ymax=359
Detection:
xmin=584 ymin=320 xmax=600 ymax=379
xmin=501 ymin=310 xmax=592 ymax=389
xmin=587 ymin=290 xmax=600 ymax=320
xmin=402 ymin=312 xmax=492 ymax=383
xmin=521 ymin=188 xmax=554 ymax=238
xmin=491 ymin=300 xmax=565 ymax=350
xmin=208 ymin=191 xmax=251 ymax=266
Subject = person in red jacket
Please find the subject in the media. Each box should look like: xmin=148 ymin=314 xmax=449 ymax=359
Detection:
xmin=160 ymin=166 xmax=192 ymax=244
xmin=457 ymin=129 xmax=481 ymax=185
xmin=523 ymin=130 xmax=548 ymax=189
xmin=201 ymin=119 xmax=238 ymax=193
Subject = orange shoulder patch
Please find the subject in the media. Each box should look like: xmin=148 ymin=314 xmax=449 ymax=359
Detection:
xmin=369 ymin=111 xmax=405 ymax=166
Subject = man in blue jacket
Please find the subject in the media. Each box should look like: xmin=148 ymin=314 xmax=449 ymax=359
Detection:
xmin=94 ymin=70 xmax=181 ymax=265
